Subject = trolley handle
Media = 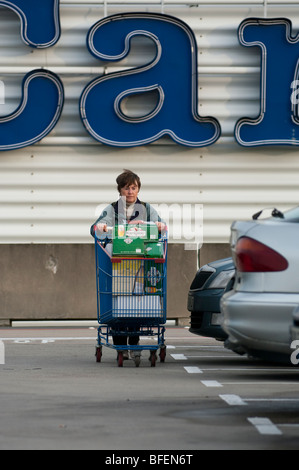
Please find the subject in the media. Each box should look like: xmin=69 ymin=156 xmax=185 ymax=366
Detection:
xmin=95 ymin=222 xmax=168 ymax=242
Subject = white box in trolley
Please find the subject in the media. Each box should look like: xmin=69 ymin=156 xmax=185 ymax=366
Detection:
xmin=112 ymin=295 xmax=163 ymax=317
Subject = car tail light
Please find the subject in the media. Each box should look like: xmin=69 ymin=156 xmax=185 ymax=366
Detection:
xmin=235 ymin=237 xmax=288 ymax=272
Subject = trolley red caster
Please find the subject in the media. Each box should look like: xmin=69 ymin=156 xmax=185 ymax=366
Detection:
xmin=149 ymin=351 xmax=157 ymax=367
xmin=95 ymin=346 xmax=102 ymax=363
xmin=159 ymin=345 xmax=167 ymax=363
xmin=134 ymin=353 xmax=141 ymax=368
xmin=117 ymin=351 xmax=124 ymax=367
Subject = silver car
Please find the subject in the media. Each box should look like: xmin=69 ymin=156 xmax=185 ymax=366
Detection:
xmin=291 ymin=306 xmax=299 ymax=342
xmin=221 ymin=206 xmax=299 ymax=363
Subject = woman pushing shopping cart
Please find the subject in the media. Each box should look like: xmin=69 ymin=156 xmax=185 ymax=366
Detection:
xmin=91 ymin=169 xmax=168 ymax=367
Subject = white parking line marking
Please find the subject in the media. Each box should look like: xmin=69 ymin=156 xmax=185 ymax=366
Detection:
xmin=184 ymin=366 xmax=203 ymax=374
xmin=246 ymin=398 xmax=299 ymax=402
xmin=280 ymin=424 xmax=299 ymax=428
xmin=187 ymin=356 xmax=233 ymax=358
xmin=199 ymin=368 xmax=298 ymax=372
xmin=219 ymin=394 xmax=247 ymax=406
xmin=0 ymin=340 xmax=5 ymax=365
xmin=222 ymin=382 xmax=299 ymax=386
xmin=201 ymin=380 xmax=223 ymax=388
xmin=248 ymin=417 xmax=282 ymax=436
xmin=171 ymin=354 xmax=188 ymax=361
xmin=0 ymin=337 xmax=96 ymax=342
xmin=181 ymin=346 xmax=225 ymax=349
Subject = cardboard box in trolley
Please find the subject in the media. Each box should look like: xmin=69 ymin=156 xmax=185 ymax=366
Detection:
xmin=144 ymin=261 xmax=163 ymax=295
xmin=112 ymin=259 xmax=143 ymax=294
xmin=113 ymin=295 xmax=162 ymax=318
xmin=112 ymin=224 xmax=159 ymax=257
xmin=112 ymin=237 xmax=144 ymax=256
xmin=144 ymin=241 xmax=164 ymax=258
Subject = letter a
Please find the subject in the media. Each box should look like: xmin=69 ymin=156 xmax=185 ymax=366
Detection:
xmin=235 ymin=18 xmax=299 ymax=146
xmin=80 ymin=12 xmax=221 ymax=147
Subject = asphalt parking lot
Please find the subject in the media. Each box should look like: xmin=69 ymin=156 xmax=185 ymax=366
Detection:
xmin=0 ymin=325 xmax=299 ymax=451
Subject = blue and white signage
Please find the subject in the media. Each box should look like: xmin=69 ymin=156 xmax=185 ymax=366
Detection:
xmin=0 ymin=0 xmax=60 ymax=48
xmin=80 ymin=13 xmax=221 ymax=147
xmin=0 ymin=5 xmax=299 ymax=150
xmin=0 ymin=69 xmax=64 ymax=150
xmin=235 ymin=18 xmax=299 ymax=147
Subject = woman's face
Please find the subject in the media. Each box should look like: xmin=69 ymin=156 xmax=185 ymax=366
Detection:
xmin=120 ymin=181 xmax=139 ymax=204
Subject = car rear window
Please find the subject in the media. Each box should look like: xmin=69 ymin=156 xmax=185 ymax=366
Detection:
xmin=190 ymin=271 xmax=214 ymax=290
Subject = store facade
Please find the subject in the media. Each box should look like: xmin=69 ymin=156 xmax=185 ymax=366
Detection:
xmin=0 ymin=0 xmax=299 ymax=324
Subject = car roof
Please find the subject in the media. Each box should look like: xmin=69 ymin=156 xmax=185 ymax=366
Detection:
xmin=207 ymin=257 xmax=234 ymax=270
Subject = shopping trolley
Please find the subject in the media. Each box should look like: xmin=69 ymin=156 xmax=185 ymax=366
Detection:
xmin=94 ymin=224 xmax=168 ymax=367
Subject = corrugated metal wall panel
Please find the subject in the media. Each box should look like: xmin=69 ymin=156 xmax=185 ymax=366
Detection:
xmin=1 ymin=2 xmax=299 ymax=244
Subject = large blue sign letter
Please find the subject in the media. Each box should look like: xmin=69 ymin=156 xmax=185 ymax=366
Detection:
xmin=235 ymin=18 xmax=299 ymax=146
xmin=80 ymin=13 xmax=221 ymax=147
xmin=0 ymin=0 xmax=60 ymax=48
xmin=0 ymin=1 xmax=63 ymax=150
xmin=0 ymin=70 xmax=64 ymax=150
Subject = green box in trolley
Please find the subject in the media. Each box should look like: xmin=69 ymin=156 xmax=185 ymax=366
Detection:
xmin=144 ymin=241 xmax=164 ymax=259
xmin=112 ymin=224 xmax=159 ymax=257
xmin=144 ymin=260 xmax=163 ymax=295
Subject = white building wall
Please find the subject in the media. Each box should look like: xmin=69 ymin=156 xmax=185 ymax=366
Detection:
xmin=1 ymin=1 xmax=299 ymax=244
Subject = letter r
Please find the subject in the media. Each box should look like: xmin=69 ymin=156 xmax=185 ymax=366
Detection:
xmin=235 ymin=18 xmax=299 ymax=146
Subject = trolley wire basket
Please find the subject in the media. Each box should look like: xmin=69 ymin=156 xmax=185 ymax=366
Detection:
xmin=94 ymin=226 xmax=168 ymax=367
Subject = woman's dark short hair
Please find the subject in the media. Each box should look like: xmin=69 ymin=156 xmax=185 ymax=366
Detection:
xmin=116 ymin=169 xmax=141 ymax=193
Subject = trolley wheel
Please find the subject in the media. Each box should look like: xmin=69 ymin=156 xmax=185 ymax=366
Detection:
xmin=95 ymin=346 xmax=102 ymax=363
xmin=159 ymin=345 xmax=166 ymax=363
xmin=134 ymin=354 xmax=141 ymax=368
xmin=117 ymin=351 xmax=124 ymax=368
xmin=150 ymin=351 xmax=157 ymax=367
